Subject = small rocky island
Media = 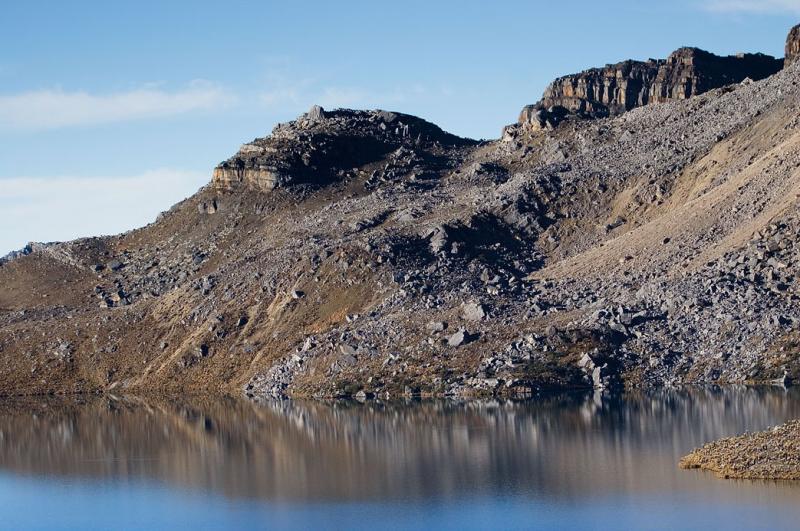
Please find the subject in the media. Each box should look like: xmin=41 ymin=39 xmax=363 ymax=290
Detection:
xmin=681 ymin=420 xmax=800 ymax=480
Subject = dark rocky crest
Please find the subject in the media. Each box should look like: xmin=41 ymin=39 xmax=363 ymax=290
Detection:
xmin=212 ymin=106 xmax=475 ymax=192
xmin=512 ymin=47 xmax=782 ymax=133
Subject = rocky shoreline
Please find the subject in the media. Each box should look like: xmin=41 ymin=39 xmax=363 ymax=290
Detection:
xmin=680 ymin=419 xmax=800 ymax=480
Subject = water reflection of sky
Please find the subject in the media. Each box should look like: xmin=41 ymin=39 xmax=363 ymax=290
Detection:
xmin=0 ymin=388 xmax=799 ymax=529
xmin=2 ymin=473 xmax=799 ymax=531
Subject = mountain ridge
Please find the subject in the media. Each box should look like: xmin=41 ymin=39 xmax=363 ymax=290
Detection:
xmin=2 ymin=24 xmax=800 ymax=399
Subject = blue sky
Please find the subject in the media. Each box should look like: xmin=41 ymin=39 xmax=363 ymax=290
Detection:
xmin=1 ymin=0 xmax=799 ymax=254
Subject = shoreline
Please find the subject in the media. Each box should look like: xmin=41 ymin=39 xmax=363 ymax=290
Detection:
xmin=680 ymin=419 xmax=800 ymax=480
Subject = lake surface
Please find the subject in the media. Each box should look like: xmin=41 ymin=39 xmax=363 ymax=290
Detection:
xmin=1 ymin=388 xmax=799 ymax=530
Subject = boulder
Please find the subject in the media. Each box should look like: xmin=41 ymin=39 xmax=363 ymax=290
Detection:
xmin=426 ymin=321 xmax=447 ymax=333
xmin=447 ymin=330 xmax=466 ymax=347
xmin=462 ymin=302 xmax=486 ymax=321
xmin=307 ymin=104 xmax=326 ymax=121
xmin=339 ymin=343 xmax=357 ymax=357
xmin=427 ymin=225 xmax=450 ymax=254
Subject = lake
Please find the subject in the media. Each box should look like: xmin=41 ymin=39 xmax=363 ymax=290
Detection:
xmin=1 ymin=387 xmax=799 ymax=530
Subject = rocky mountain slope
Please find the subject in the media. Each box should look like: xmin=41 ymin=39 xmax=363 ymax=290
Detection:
xmin=3 ymin=24 xmax=800 ymax=399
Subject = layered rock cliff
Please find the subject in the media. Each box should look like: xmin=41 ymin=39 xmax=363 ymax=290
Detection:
xmin=515 ymin=47 xmax=782 ymax=131
xmin=787 ymin=23 xmax=800 ymax=66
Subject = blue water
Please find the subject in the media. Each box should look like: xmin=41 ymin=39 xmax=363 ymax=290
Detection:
xmin=0 ymin=389 xmax=799 ymax=530
xmin=3 ymin=474 xmax=799 ymax=531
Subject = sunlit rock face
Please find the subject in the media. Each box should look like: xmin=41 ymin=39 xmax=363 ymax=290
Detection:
xmin=786 ymin=24 xmax=800 ymax=66
xmin=517 ymin=47 xmax=783 ymax=127
xmin=211 ymin=166 xmax=285 ymax=191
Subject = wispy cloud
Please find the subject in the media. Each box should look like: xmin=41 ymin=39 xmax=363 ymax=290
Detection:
xmin=0 ymin=169 xmax=208 ymax=254
xmin=260 ymin=87 xmax=303 ymax=106
xmin=257 ymin=70 xmax=313 ymax=108
xmin=259 ymin=83 xmax=426 ymax=111
xmin=316 ymin=85 xmax=425 ymax=109
xmin=258 ymin=74 xmax=428 ymax=113
xmin=0 ymin=81 xmax=233 ymax=131
xmin=701 ymin=0 xmax=800 ymax=14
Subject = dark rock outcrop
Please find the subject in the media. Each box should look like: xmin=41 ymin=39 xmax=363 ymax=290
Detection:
xmin=0 ymin=242 xmax=51 ymax=266
xmin=516 ymin=47 xmax=782 ymax=129
xmin=787 ymin=24 xmax=800 ymax=66
xmin=212 ymin=106 xmax=474 ymax=192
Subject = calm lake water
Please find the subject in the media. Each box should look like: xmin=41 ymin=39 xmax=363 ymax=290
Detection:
xmin=1 ymin=388 xmax=799 ymax=530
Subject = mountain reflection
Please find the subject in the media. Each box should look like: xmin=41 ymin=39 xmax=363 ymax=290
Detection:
xmin=0 ymin=388 xmax=799 ymax=502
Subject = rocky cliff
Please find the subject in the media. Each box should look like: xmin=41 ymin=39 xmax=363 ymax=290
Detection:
xmin=516 ymin=47 xmax=782 ymax=130
xmin=212 ymin=107 xmax=472 ymax=192
xmin=787 ymin=23 xmax=800 ymax=66
xmin=3 ymin=24 xmax=800 ymax=400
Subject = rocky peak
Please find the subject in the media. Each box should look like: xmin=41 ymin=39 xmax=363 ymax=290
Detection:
xmin=512 ymin=46 xmax=782 ymax=133
xmin=787 ymin=23 xmax=800 ymax=66
xmin=212 ymin=105 xmax=473 ymax=192
xmin=0 ymin=243 xmax=37 ymax=265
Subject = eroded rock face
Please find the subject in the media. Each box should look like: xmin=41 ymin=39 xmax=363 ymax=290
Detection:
xmin=212 ymin=166 xmax=285 ymax=192
xmin=212 ymin=105 xmax=474 ymax=192
xmin=517 ymin=47 xmax=782 ymax=128
xmin=537 ymin=58 xmax=662 ymax=117
xmin=786 ymin=24 xmax=800 ymax=66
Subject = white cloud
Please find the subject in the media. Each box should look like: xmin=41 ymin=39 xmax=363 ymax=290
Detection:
xmin=259 ymin=86 xmax=425 ymax=109
xmin=259 ymin=78 xmax=428 ymax=113
xmin=702 ymin=0 xmax=800 ymax=14
xmin=258 ymin=72 xmax=314 ymax=108
xmin=0 ymin=169 xmax=208 ymax=255
xmin=260 ymin=87 xmax=302 ymax=106
xmin=316 ymin=86 xmax=418 ymax=109
xmin=0 ymin=81 xmax=233 ymax=131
